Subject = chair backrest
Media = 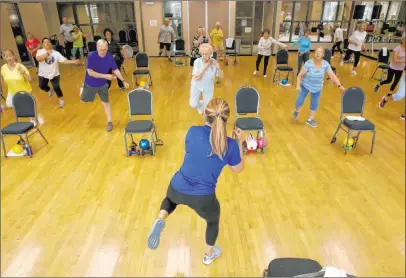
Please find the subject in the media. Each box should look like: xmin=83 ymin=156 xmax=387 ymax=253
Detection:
xmin=235 ymin=86 xmax=260 ymax=115
xmin=341 ymin=87 xmax=365 ymax=116
xmin=93 ymin=35 xmax=102 ymax=42
xmin=211 ymin=51 xmax=217 ymax=60
xmin=135 ymin=52 xmax=149 ymax=68
xmin=87 ymin=41 xmax=96 ymax=52
xmin=118 ymin=30 xmax=128 ymax=43
xmin=175 ymin=39 xmax=185 ymax=51
xmin=226 ymin=38 xmax=235 ymax=50
xmin=12 ymin=92 xmax=36 ymax=119
xmin=128 ymin=29 xmax=137 ymax=43
xmin=323 ymin=48 xmax=332 ymax=64
xmin=377 ymin=49 xmax=390 ymax=64
xmin=127 ymin=89 xmax=152 ymax=117
xmin=276 ymin=49 xmax=289 ymax=65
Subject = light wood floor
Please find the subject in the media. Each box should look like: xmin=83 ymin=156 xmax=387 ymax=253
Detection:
xmin=1 ymin=53 xmax=405 ymax=277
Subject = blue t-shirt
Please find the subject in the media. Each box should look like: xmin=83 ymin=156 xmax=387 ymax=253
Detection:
xmin=302 ymin=59 xmax=332 ymax=93
xmin=292 ymin=37 xmax=311 ymax=53
xmin=170 ymin=125 xmax=242 ymax=196
xmin=84 ymin=51 xmax=118 ymax=88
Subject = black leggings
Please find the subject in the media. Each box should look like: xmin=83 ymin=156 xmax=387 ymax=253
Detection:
xmin=344 ymin=49 xmax=361 ymax=68
xmin=380 ymin=68 xmax=403 ymax=92
xmin=160 ymin=184 xmax=220 ymax=246
xmin=38 ymin=75 xmax=63 ymax=98
xmin=256 ymin=54 xmax=270 ymax=75
xmin=332 ymin=41 xmax=343 ymax=56
xmin=107 ymin=57 xmax=124 ymax=89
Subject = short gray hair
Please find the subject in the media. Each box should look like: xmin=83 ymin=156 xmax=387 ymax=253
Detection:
xmin=96 ymin=39 xmax=108 ymax=47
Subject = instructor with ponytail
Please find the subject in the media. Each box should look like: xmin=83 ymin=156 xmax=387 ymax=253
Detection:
xmin=147 ymin=98 xmax=244 ymax=265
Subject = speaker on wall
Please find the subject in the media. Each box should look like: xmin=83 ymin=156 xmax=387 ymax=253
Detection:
xmin=353 ymin=5 xmax=366 ymax=19
xmin=371 ymin=5 xmax=383 ymax=20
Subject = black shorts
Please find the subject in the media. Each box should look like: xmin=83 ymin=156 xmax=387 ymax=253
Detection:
xmin=160 ymin=43 xmax=171 ymax=51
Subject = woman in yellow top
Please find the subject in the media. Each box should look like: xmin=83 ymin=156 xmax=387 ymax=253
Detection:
xmin=71 ymin=25 xmax=87 ymax=59
xmin=1 ymin=49 xmax=43 ymax=125
xmin=210 ymin=22 xmax=228 ymax=64
xmin=1 ymin=49 xmax=32 ymax=108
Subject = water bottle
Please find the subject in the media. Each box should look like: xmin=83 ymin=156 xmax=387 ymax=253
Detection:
xmin=25 ymin=143 xmax=32 ymax=156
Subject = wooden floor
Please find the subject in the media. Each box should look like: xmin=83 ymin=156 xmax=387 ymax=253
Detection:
xmin=1 ymin=53 xmax=405 ymax=277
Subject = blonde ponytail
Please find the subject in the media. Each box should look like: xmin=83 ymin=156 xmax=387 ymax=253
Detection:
xmin=205 ymin=98 xmax=230 ymax=160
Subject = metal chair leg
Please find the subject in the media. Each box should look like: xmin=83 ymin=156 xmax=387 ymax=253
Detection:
xmin=371 ymin=130 xmax=376 ymax=154
xmin=124 ymin=132 xmax=129 ymax=157
xmin=273 ymin=69 xmax=277 ymax=82
xmin=344 ymin=130 xmax=351 ymax=155
xmin=1 ymin=134 xmax=7 ymax=158
xmin=353 ymin=131 xmax=361 ymax=148
xmin=330 ymin=122 xmax=342 ymax=143
xmin=36 ymin=127 xmax=48 ymax=144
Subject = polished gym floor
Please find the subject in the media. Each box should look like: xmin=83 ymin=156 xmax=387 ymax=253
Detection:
xmin=1 ymin=53 xmax=405 ymax=276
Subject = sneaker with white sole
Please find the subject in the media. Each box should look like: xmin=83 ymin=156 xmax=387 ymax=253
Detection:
xmin=203 ymin=246 xmax=222 ymax=265
xmin=379 ymin=96 xmax=387 ymax=108
xmin=264 ymin=75 xmax=267 ymax=78
xmin=59 ymin=99 xmax=64 ymax=108
xmin=306 ymin=119 xmax=318 ymax=128
xmin=293 ymin=111 xmax=299 ymax=120
xmin=351 ymin=70 xmax=357 ymax=76
xmin=48 ymin=88 xmax=55 ymax=97
xmin=400 ymin=115 xmax=405 ymax=120
xmin=253 ymin=70 xmax=258 ymax=75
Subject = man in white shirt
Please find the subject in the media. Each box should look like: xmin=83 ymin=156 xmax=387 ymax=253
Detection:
xmin=332 ymin=23 xmax=344 ymax=57
xmin=59 ymin=16 xmax=74 ymax=60
xmin=190 ymin=44 xmax=222 ymax=114
xmin=343 ymin=23 xmax=367 ymax=76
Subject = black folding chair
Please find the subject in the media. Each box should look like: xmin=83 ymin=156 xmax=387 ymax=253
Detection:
xmin=330 ymin=87 xmax=376 ymax=154
xmin=273 ymin=49 xmax=295 ymax=85
xmin=234 ymin=86 xmax=265 ymax=153
xmin=323 ymin=48 xmax=337 ymax=74
xmin=173 ymin=39 xmax=187 ymax=66
xmin=370 ymin=49 xmax=390 ymax=81
xmin=124 ymin=89 xmax=163 ymax=156
xmin=132 ymin=52 xmax=152 ymax=87
xmin=1 ymin=92 xmax=48 ymax=158
xmin=225 ymin=38 xmax=239 ymax=65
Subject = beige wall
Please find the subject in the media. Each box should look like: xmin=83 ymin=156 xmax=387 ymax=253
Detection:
xmin=1 ymin=3 xmax=21 ymax=62
xmin=20 ymin=3 xmax=49 ymax=40
xmin=188 ymin=1 xmax=206 ymax=54
xmin=207 ymin=1 xmax=229 ymax=40
xmin=41 ymin=2 xmax=63 ymax=44
xmin=140 ymin=1 xmax=163 ymax=56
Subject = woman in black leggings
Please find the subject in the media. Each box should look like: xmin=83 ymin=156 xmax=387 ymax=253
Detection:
xmin=104 ymin=28 xmax=125 ymax=91
xmin=374 ymin=37 xmax=405 ymax=94
xmin=147 ymin=98 xmax=244 ymax=265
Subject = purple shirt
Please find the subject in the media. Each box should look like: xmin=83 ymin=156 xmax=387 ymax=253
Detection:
xmin=85 ymin=51 xmax=118 ymax=87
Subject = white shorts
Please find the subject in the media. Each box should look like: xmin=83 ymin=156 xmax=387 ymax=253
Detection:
xmin=392 ymin=76 xmax=405 ymax=102
xmin=6 ymin=93 xmax=14 ymax=108
xmin=189 ymin=85 xmax=214 ymax=109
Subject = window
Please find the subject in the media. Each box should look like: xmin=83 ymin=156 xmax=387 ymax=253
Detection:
xmin=387 ymin=2 xmax=401 ymax=20
xmin=361 ymin=1 xmax=375 ymax=21
xmin=57 ymin=2 xmax=137 ymax=45
xmin=377 ymin=2 xmax=390 ymax=20
xmin=294 ymin=2 xmax=308 ymax=21
xmin=323 ymin=2 xmax=338 ymax=21
xmin=163 ymin=1 xmax=182 ymax=39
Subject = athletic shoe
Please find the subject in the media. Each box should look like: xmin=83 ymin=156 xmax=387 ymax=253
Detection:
xmin=48 ymin=88 xmax=55 ymax=97
xmin=147 ymin=219 xmax=165 ymax=250
xmin=203 ymin=246 xmax=222 ymax=265
xmin=253 ymin=70 xmax=258 ymax=75
xmin=106 ymin=121 xmax=113 ymax=132
xmin=59 ymin=99 xmax=64 ymax=108
xmin=293 ymin=111 xmax=299 ymax=120
xmin=400 ymin=115 xmax=405 ymax=120
xmin=379 ymin=96 xmax=387 ymax=108
xmin=351 ymin=70 xmax=357 ymax=76
xmin=264 ymin=75 xmax=267 ymax=78
xmin=306 ymin=119 xmax=318 ymax=128
xmin=373 ymin=84 xmax=380 ymax=92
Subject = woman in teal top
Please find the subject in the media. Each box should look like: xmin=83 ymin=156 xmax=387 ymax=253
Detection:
xmin=291 ymin=29 xmax=312 ymax=74
xmin=293 ymin=47 xmax=345 ymax=128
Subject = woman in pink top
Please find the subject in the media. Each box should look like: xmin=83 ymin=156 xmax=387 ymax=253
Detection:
xmin=374 ymin=35 xmax=405 ymax=94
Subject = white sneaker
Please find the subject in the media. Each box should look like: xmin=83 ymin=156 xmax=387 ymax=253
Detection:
xmin=253 ymin=70 xmax=258 ymax=75
xmin=351 ymin=70 xmax=357 ymax=76
xmin=48 ymin=88 xmax=55 ymax=97
xmin=264 ymin=75 xmax=267 ymax=78
xmin=59 ymin=99 xmax=65 ymax=108
xmin=197 ymin=100 xmax=204 ymax=114
xmin=203 ymin=246 xmax=222 ymax=265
